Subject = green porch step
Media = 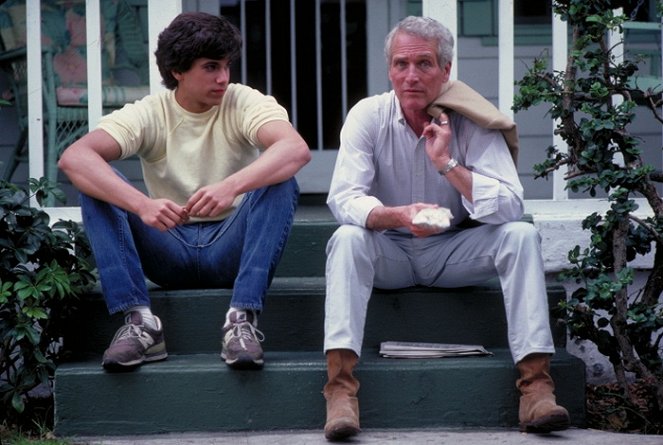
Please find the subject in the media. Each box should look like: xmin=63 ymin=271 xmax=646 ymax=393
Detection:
xmin=62 ymin=277 xmax=567 ymax=356
xmin=53 ymin=204 xmax=586 ymax=437
xmin=274 ymin=204 xmax=336 ymax=277
xmin=54 ymin=349 xmax=585 ymax=436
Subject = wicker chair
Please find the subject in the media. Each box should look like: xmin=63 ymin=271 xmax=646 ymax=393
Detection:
xmin=0 ymin=0 xmax=149 ymax=185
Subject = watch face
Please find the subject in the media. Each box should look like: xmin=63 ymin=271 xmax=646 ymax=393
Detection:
xmin=440 ymin=158 xmax=457 ymax=175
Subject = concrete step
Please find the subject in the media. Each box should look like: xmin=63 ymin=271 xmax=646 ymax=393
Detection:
xmin=62 ymin=277 xmax=568 ymax=357
xmin=53 ymin=349 xmax=585 ymax=436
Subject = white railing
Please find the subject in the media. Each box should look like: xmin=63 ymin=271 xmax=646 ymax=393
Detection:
xmin=551 ymin=8 xmax=569 ymax=201
xmin=234 ymin=0 xmax=352 ymax=150
xmin=25 ymin=0 xmax=42 ymax=187
xmin=24 ymin=0 xmax=178 ymax=210
xmin=20 ymin=0 xmax=662 ymax=220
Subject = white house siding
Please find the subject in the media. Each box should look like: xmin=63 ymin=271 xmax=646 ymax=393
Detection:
xmin=459 ymin=37 xmax=555 ymax=199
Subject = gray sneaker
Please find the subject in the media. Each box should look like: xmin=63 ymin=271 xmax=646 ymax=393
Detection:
xmin=221 ymin=310 xmax=265 ymax=369
xmin=102 ymin=312 xmax=167 ymax=370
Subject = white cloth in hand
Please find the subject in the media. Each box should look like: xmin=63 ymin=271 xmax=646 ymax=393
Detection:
xmin=412 ymin=207 xmax=454 ymax=231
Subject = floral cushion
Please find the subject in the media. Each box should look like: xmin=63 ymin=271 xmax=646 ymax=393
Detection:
xmin=0 ymin=0 xmax=147 ymax=106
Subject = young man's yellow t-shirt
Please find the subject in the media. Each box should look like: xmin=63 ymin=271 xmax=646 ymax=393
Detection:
xmin=97 ymin=83 xmax=290 ymax=222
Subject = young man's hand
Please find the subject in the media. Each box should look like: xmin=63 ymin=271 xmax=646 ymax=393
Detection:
xmin=185 ymin=182 xmax=237 ymax=218
xmin=139 ymin=199 xmax=190 ymax=231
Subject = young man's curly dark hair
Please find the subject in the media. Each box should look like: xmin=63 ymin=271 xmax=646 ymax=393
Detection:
xmin=155 ymin=12 xmax=242 ymax=90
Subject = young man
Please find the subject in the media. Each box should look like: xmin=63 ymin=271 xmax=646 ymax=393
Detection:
xmin=58 ymin=12 xmax=310 ymax=371
xmin=321 ymin=16 xmax=570 ymax=441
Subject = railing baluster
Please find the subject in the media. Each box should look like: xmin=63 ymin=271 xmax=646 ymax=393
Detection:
xmin=86 ymin=0 xmax=103 ymax=130
xmin=340 ymin=0 xmax=348 ymax=122
xmin=552 ymin=11 xmax=569 ymax=201
xmin=265 ymin=0 xmax=272 ymax=95
xmin=290 ymin=0 xmax=298 ymax=130
xmin=241 ymin=0 xmax=247 ymax=85
xmin=315 ymin=0 xmax=323 ymax=150
xmin=498 ymin=0 xmax=514 ymax=119
xmin=26 ymin=0 xmax=43 ymax=201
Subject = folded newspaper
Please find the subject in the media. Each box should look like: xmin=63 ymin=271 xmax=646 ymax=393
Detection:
xmin=379 ymin=341 xmax=493 ymax=359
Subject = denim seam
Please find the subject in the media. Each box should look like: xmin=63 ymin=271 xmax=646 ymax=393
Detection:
xmin=109 ymin=209 xmax=147 ymax=314
xmin=266 ymin=188 xmax=298 ymax=279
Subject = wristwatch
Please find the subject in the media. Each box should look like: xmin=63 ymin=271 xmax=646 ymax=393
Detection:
xmin=439 ymin=158 xmax=458 ymax=175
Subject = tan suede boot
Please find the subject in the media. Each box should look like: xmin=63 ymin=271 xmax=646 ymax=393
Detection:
xmin=516 ymin=353 xmax=570 ymax=433
xmin=323 ymin=349 xmax=361 ymax=441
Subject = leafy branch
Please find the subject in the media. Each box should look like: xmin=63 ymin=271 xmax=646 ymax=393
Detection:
xmin=514 ymin=0 xmax=663 ymax=417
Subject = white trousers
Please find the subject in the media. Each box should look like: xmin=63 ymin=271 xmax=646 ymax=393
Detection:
xmin=323 ymin=221 xmax=555 ymax=363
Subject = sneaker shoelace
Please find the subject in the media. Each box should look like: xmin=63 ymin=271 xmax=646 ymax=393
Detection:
xmin=230 ymin=321 xmax=265 ymax=349
xmin=112 ymin=323 xmax=152 ymax=346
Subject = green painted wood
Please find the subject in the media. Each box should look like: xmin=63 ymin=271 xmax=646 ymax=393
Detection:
xmin=62 ymin=278 xmax=567 ymax=357
xmin=275 ymin=221 xmax=337 ymax=277
xmin=54 ymin=349 xmax=585 ymax=436
xmin=54 ymin=206 xmax=584 ymax=437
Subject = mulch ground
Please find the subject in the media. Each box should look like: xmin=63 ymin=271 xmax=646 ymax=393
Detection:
xmin=585 ymin=379 xmax=663 ymax=435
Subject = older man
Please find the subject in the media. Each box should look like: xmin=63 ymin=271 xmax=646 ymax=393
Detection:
xmin=321 ymin=16 xmax=570 ymax=441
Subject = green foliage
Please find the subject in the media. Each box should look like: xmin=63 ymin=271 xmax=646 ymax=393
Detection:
xmin=514 ymin=0 xmax=663 ymax=417
xmin=0 ymin=179 xmax=95 ymax=424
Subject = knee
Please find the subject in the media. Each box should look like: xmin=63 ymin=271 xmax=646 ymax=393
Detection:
xmin=502 ymin=221 xmax=540 ymax=244
xmin=252 ymin=177 xmax=299 ymax=209
xmin=328 ymin=224 xmax=371 ymax=245
xmin=79 ymin=192 xmax=120 ymax=217
xmin=495 ymin=222 xmax=543 ymax=262
xmin=326 ymin=225 xmax=372 ymax=255
xmin=274 ymin=177 xmax=300 ymax=196
xmin=79 ymin=192 xmax=92 ymax=208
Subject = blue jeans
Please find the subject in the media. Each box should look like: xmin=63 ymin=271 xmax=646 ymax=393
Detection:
xmin=80 ymin=177 xmax=299 ymax=315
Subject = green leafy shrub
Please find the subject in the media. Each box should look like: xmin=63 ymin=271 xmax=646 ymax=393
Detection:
xmin=0 ymin=178 xmax=95 ymax=424
xmin=514 ymin=0 xmax=663 ymax=429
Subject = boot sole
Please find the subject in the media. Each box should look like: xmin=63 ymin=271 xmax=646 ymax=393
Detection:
xmin=520 ymin=413 xmax=570 ymax=433
xmin=324 ymin=424 xmax=360 ymax=441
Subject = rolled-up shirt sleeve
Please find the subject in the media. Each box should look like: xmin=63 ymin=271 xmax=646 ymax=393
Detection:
xmin=460 ymin=123 xmax=524 ymax=224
